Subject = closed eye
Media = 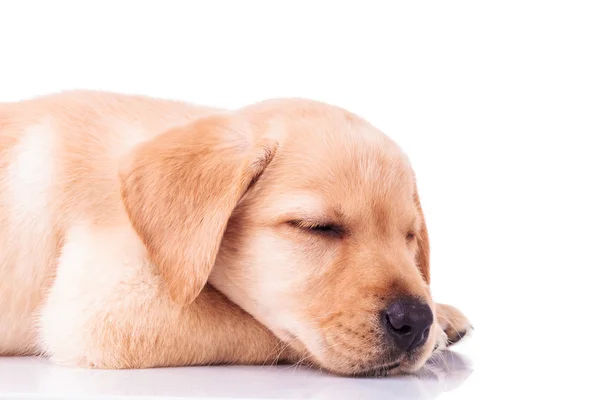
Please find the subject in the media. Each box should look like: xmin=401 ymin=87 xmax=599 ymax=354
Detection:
xmin=288 ymin=220 xmax=345 ymax=238
xmin=406 ymin=231 xmax=416 ymax=243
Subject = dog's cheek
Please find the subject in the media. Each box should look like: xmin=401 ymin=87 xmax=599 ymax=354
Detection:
xmin=219 ymin=231 xmax=312 ymax=322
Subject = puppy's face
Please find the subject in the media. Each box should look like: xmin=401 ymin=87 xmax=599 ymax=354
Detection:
xmin=121 ymin=99 xmax=436 ymax=376
xmin=209 ymin=101 xmax=436 ymax=375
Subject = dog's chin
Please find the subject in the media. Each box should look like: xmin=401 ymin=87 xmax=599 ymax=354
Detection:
xmin=310 ymin=357 xmax=427 ymax=378
xmin=356 ymin=361 xmax=407 ymax=377
xmin=294 ymin=347 xmax=433 ymax=377
xmin=350 ymin=353 xmax=431 ymax=378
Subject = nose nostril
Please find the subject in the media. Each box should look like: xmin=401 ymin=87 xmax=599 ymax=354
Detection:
xmin=383 ymin=299 xmax=434 ymax=352
xmin=397 ymin=325 xmax=412 ymax=336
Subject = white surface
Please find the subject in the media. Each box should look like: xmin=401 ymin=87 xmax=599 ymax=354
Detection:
xmin=0 ymin=1 xmax=599 ymax=399
xmin=0 ymin=350 xmax=472 ymax=400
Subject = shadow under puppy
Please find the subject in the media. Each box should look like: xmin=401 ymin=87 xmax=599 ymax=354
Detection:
xmin=0 ymin=91 xmax=472 ymax=376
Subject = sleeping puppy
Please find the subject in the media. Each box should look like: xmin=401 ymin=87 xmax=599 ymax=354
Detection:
xmin=0 ymin=91 xmax=471 ymax=376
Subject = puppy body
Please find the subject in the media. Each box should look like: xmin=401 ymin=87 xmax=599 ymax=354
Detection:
xmin=0 ymin=91 xmax=471 ymax=374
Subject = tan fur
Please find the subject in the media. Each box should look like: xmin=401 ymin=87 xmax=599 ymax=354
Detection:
xmin=120 ymin=115 xmax=278 ymax=305
xmin=0 ymin=91 xmax=471 ymax=375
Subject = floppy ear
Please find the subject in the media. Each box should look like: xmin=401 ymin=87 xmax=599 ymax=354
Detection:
xmin=120 ymin=115 xmax=277 ymax=305
xmin=413 ymin=185 xmax=431 ymax=285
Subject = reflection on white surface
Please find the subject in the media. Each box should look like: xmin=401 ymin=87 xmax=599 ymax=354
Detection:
xmin=0 ymin=350 xmax=471 ymax=399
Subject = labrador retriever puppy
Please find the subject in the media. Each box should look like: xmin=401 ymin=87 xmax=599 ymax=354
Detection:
xmin=0 ymin=91 xmax=471 ymax=376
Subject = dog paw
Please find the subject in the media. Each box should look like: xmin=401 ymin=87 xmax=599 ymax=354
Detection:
xmin=435 ymin=303 xmax=472 ymax=347
xmin=431 ymin=323 xmax=448 ymax=353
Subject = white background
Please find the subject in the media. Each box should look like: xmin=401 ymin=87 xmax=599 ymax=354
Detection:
xmin=1 ymin=1 xmax=599 ymax=399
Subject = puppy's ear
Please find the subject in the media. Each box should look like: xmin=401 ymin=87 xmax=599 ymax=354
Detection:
xmin=120 ymin=115 xmax=277 ymax=305
xmin=413 ymin=185 xmax=431 ymax=285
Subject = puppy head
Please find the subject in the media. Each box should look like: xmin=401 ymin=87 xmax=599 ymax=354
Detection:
xmin=120 ymin=100 xmax=435 ymax=376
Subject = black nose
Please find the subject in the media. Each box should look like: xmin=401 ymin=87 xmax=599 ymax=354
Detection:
xmin=383 ymin=298 xmax=433 ymax=351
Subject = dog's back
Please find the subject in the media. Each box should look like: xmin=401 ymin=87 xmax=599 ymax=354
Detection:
xmin=0 ymin=91 xmax=218 ymax=355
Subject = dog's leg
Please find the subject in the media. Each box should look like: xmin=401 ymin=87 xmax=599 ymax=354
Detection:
xmin=40 ymin=284 xmax=295 ymax=369
xmin=38 ymin=225 xmax=297 ymax=369
xmin=435 ymin=303 xmax=473 ymax=347
xmin=40 ymin=283 xmax=296 ymax=369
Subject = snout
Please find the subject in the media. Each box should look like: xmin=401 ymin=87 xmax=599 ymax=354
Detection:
xmin=382 ymin=298 xmax=433 ymax=352
xmin=296 ymin=296 xmax=437 ymax=376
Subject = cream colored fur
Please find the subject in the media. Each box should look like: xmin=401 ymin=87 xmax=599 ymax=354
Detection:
xmin=0 ymin=91 xmax=471 ymax=375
